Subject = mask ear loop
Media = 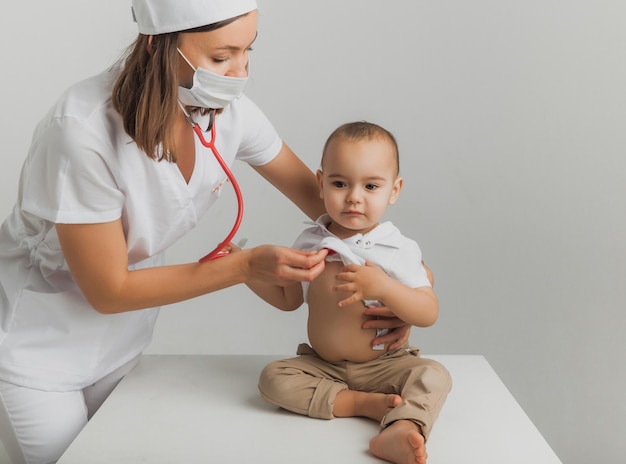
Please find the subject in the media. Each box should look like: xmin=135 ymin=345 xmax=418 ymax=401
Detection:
xmin=179 ymin=103 xmax=244 ymax=262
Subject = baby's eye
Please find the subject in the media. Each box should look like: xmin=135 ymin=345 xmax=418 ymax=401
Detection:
xmin=365 ymin=183 xmax=379 ymax=191
xmin=332 ymin=181 xmax=346 ymax=188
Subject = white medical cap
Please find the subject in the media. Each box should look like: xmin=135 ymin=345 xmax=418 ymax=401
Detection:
xmin=132 ymin=0 xmax=258 ymax=35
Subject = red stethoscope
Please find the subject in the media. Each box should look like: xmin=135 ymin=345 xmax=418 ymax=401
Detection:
xmin=180 ymin=105 xmax=244 ymax=262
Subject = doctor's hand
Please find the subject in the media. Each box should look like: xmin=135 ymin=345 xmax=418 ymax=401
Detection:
xmin=362 ymin=307 xmax=412 ymax=351
xmin=244 ymin=245 xmax=327 ymax=287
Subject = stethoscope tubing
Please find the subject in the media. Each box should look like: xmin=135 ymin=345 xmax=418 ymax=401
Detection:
xmin=184 ymin=109 xmax=244 ymax=262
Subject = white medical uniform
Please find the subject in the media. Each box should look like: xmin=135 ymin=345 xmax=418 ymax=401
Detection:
xmin=0 ymin=67 xmax=282 ymax=392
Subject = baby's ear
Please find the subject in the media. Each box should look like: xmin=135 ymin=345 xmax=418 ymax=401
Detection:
xmin=316 ymin=170 xmax=325 ymax=198
xmin=388 ymin=177 xmax=404 ymax=205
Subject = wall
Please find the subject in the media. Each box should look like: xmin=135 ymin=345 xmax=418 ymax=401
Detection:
xmin=1 ymin=1 xmax=625 ymax=463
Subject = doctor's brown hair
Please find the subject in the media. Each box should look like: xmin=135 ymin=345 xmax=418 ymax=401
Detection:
xmin=112 ymin=16 xmax=244 ymax=162
xmin=321 ymin=121 xmax=400 ymax=175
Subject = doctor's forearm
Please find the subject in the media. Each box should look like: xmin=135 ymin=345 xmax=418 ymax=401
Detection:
xmin=57 ymin=220 xmax=326 ymax=314
xmin=57 ymin=221 xmax=250 ymax=314
xmin=84 ymin=254 xmax=250 ymax=314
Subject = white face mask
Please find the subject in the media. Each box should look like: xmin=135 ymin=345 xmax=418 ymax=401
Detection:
xmin=177 ymin=48 xmax=248 ymax=109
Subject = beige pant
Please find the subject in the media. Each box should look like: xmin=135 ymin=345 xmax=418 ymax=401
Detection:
xmin=258 ymin=344 xmax=452 ymax=440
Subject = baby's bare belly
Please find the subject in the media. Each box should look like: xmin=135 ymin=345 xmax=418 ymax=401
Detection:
xmin=306 ymin=262 xmax=384 ymax=362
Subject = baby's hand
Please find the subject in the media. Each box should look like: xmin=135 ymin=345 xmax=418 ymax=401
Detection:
xmin=334 ymin=261 xmax=390 ymax=307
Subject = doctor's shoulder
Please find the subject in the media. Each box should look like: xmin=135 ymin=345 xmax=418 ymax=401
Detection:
xmin=24 ymin=73 xmax=135 ymax=181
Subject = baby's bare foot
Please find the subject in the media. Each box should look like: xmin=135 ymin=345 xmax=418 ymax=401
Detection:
xmin=356 ymin=392 xmax=402 ymax=422
xmin=369 ymin=420 xmax=427 ymax=464
xmin=334 ymin=390 xmax=402 ymax=422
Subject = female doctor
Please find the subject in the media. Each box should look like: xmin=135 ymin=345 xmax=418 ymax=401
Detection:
xmin=0 ymin=1 xmax=412 ymax=462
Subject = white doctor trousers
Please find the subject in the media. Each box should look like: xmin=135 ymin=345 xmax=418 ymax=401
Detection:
xmin=0 ymin=356 xmax=139 ymax=464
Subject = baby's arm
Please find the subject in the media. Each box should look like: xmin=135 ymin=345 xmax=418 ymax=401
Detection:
xmin=335 ymin=262 xmax=438 ymax=327
xmin=246 ymin=279 xmax=304 ymax=311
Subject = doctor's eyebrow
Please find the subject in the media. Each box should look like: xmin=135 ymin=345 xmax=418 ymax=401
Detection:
xmin=216 ymin=32 xmax=258 ymax=51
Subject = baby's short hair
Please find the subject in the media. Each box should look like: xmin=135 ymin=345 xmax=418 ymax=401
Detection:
xmin=322 ymin=121 xmax=400 ymax=174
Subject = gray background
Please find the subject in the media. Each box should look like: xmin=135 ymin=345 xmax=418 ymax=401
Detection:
xmin=1 ymin=1 xmax=625 ymax=463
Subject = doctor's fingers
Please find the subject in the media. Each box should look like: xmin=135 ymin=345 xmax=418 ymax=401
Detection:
xmin=278 ymin=248 xmax=328 ymax=275
xmin=280 ymin=258 xmax=326 ymax=286
xmin=292 ymin=248 xmax=328 ymax=267
xmin=362 ymin=304 xmax=396 ymax=318
xmin=247 ymin=246 xmax=326 ymax=283
xmin=371 ymin=324 xmax=411 ymax=351
xmin=362 ymin=315 xmax=406 ymax=330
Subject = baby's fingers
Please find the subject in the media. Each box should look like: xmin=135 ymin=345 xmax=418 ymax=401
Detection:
xmin=337 ymin=294 xmax=361 ymax=307
xmin=335 ymin=266 xmax=359 ymax=283
xmin=334 ymin=284 xmax=362 ymax=307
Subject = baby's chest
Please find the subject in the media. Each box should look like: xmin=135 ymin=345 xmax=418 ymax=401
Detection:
xmin=309 ymin=261 xmax=344 ymax=298
xmin=307 ymin=261 xmax=366 ymax=319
